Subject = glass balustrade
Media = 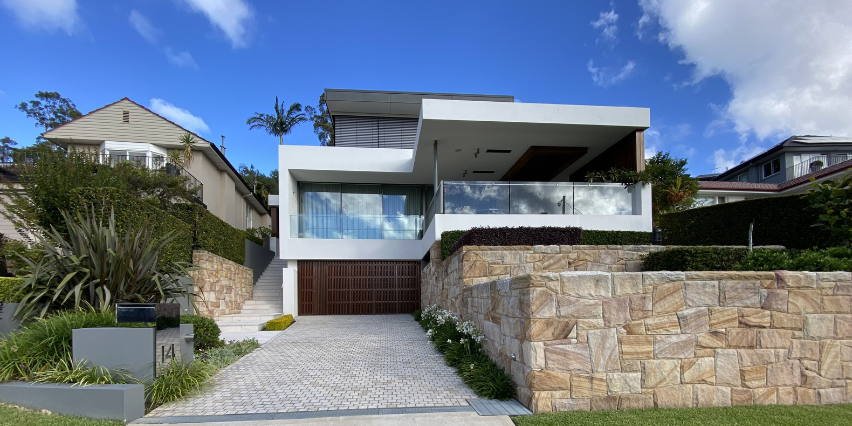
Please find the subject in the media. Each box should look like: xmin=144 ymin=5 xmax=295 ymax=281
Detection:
xmin=290 ymin=214 xmax=423 ymax=239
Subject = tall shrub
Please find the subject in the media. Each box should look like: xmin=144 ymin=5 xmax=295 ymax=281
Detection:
xmin=167 ymin=203 xmax=250 ymax=264
xmin=802 ymin=172 xmax=852 ymax=246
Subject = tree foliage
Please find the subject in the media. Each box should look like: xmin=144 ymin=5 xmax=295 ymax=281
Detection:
xmin=305 ymin=93 xmax=334 ymax=146
xmin=0 ymin=137 xmax=17 ymax=162
xmin=246 ymin=97 xmax=307 ymax=145
xmin=643 ymin=151 xmax=699 ymax=214
xmin=15 ymin=208 xmax=196 ymax=318
xmin=802 ymin=171 xmax=852 ymax=246
xmin=15 ymin=91 xmax=82 ymax=132
xmin=238 ymin=164 xmax=277 ymax=207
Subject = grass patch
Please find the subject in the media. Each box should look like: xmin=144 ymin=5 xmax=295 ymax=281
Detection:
xmin=0 ymin=403 xmax=123 ymax=426
xmin=511 ymin=404 xmax=852 ymax=426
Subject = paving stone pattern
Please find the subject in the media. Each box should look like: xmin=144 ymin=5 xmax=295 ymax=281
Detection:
xmin=146 ymin=315 xmax=476 ymax=417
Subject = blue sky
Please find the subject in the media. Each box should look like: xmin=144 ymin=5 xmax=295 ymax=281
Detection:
xmin=2 ymin=1 xmax=850 ymax=176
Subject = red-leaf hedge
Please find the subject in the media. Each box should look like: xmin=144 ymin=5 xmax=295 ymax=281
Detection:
xmin=449 ymin=226 xmax=583 ymax=255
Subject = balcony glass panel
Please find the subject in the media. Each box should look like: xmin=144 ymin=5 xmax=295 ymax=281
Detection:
xmin=510 ymin=183 xmax=574 ymax=214
xmin=573 ymin=184 xmax=633 ymax=215
xmin=443 ymin=182 xmax=510 ymax=214
xmin=290 ymin=215 xmax=422 ymax=239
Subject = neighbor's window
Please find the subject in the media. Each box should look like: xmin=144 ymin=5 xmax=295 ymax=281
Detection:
xmin=717 ymin=196 xmax=727 ymax=204
xmin=762 ymin=158 xmax=781 ymax=178
xmin=737 ymin=172 xmax=748 ymax=182
xmin=245 ymin=203 xmax=252 ymax=229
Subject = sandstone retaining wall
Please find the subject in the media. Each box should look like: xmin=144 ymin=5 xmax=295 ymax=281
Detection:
xmin=458 ymin=270 xmax=852 ymax=412
xmin=191 ymin=250 xmax=253 ymax=320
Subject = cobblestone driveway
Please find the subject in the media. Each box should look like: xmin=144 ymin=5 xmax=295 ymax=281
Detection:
xmin=147 ymin=315 xmax=476 ymax=416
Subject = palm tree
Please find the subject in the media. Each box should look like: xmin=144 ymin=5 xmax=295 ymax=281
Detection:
xmin=178 ymin=132 xmax=195 ymax=166
xmin=246 ymin=97 xmax=307 ymax=145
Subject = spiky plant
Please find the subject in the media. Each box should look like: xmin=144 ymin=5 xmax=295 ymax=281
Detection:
xmin=15 ymin=208 xmax=196 ymax=318
xmin=178 ymin=132 xmax=195 ymax=166
xmin=246 ymin=97 xmax=307 ymax=145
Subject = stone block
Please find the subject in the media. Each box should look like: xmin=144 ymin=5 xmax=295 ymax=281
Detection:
xmin=571 ymin=374 xmax=608 ymax=398
xmin=519 ymin=288 xmax=557 ymax=318
xmin=526 ymin=370 xmax=572 ymax=391
xmin=754 ymin=329 xmax=792 ymax=350
xmin=710 ymin=307 xmax=739 ymax=330
xmin=802 ymin=370 xmax=833 ymax=389
xmin=463 ymin=261 xmax=490 ymax=278
xmin=776 ymin=271 xmax=817 ymax=289
xmin=816 ymin=388 xmax=845 ymax=405
xmin=622 ymin=320 xmax=646 ymax=335
xmin=602 ymin=298 xmax=631 ymax=327
xmin=740 ymin=366 xmax=767 ymax=388
xmin=561 ymin=272 xmax=612 ymax=299
xmin=731 ymin=388 xmax=753 ymax=405
xmin=522 ymin=341 xmax=546 ymax=369
xmin=789 ymin=340 xmax=820 ymax=360
xmin=628 ymin=294 xmax=653 ymax=320
xmin=772 ymin=312 xmax=804 ymax=330
xmin=552 ymin=398 xmax=590 ymax=412
xmin=721 ymin=281 xmax=761 ymax=307
xmin=655 ymin=385 xmax=694 ymax=408
xmin=695 ymin=384 xmax=731 ymax=407
xmin=761 ymin=289 xmax=788 ymax=312
xmin=607 ymin=372 xmax=641 ymax=395
xmin=556 ymin=296 xmax=602 ymax=319
xmin=525 ymin=318 xmax=577 ymax=341
xmin=588 ymin=329 xmax=620 ymax=373
xmin=530 ymin=391 xmax=552 ymax=414
xmin=767 ymin=361 xmax=802 ymax=387
xmin=613 ymin=273 xmax=643 ymax=296
xmin=678 ymin=307 xmax=710 ymax=334
xmin=796 ymin=387 xmax=816 ymax=405
xmin=622 ymin=360 xmax=641 ymax=373
xmin=643 ymin=271 xmax=686 ymax=286
xmin=819 ymin=341 xmax=843 ymax=379
xmin=776 ymin=387 xmax=797 ymax=405
xmin=577 ymin=319 xmax=604 ymax=329
xmin=645 ymin=314 xmax=680 ymax=334
xmin=822 ymin=296 xmax=852 ymax=314
xmin=753 ymin=387 xmax=777 ymax=405
xmin=591 ymin=395 xmax=620 ymax=411
xmin=835 ymin=284 xmax=852 ymax=296
xmin=697 ymin=331 xmax=727 ymax=349
xmin=683 ymin=281 xmax=720 ymax=308
xmin=653 ymin=282 xmax=686 ymax=315
xmin=618 ymin=393 xmax=654 ymax=410
xmin=619 ymin=335 xmax=654 ymax=360
xmin=804 ymin=314 xmax=835 ymax=339
xmin=728 ymin=329 xmax=757 ymax=348
xmin=641 ymin=360 xmax=680 ymax=388
xmin=654 ymin=335 xmax=696 ymax=359
xmin=682 ymin=357 xmax=716 ymax=385
xmin=836 ymin=315 xmax=852 ymax=339
xmin=738 ymin=308 xmax=771 ymax=328
xmin=716 ymin=349 xmax=741 ymax=387
xmin=788 ymin=290 xmax=821 ymax=315
xmin=545 ymin=343 xmax=592 ymax=373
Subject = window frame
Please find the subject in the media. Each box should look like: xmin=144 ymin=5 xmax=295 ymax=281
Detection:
xmin=762 ymin=157 xmax=782 ymax=179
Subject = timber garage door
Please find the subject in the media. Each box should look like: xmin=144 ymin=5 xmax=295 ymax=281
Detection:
xmin=298 ymin=260 xmax=421 ymax=315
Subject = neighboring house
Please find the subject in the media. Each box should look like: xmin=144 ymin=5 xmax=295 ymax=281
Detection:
xmin=0 ymin=98 xmax=270 ymax=240
xmin=697 ymin=135 xmax=852 ymax=206
xmin=275 ymin=88 xmax=651 ymax=316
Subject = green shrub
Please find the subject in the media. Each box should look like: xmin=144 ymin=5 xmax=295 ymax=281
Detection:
xmin=412 ymin=310 xmax=422 ymax=322
xmin=147 ymin=359 xmax=213 ymax=407
xmin=32 ymin=358 xmax=134 ymax=386
xmin=200 ymin=338 xmax=261 ymax=369
xmin=441 ymin=230 xmax=467 ymax=259
xmin=166 ymin=203 xmax=248 ymax=264
xmin=642 ymin=247 xmax=751 ymax=271
xmin=0 ymin=277 xmax=23 ymax=303
xmin=458 ymin=353 xmax=516 ymax=400
xmin=71 ymin=188 xmax=193 ymax=265
xmin=265 ymin=314 xmax=294 ymax=331
xmin=0 ymin=309 xmax=117 ymax=381
xmin=657 ymin=195 xmax=836 ymax=248
xmin=581 ymin=230 xmax=652 ymax=245
xmin=180 ymin=315 xmax=223 ymax=351
xmin=736 ymin=247 xmax=852 ymax=272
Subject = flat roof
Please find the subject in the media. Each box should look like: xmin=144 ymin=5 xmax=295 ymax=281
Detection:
xmin=324 ymin=88 xmax=514 ymax=118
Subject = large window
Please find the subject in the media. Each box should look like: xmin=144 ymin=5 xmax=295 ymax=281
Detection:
xmin=737 ymin=172 xmax=748 ymax=182
xmin=297 ymin=183 xmax=426 ymax=239
xmin=762 ymin=158 xmax=781 ymax=178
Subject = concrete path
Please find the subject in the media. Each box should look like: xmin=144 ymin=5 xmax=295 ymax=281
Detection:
xmin=153 ymin=412 xmax=514 ymax=426
xmin=146 ymin=315 xmax=476 ymax=417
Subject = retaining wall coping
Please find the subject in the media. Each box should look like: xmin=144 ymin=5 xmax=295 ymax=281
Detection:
xmin=0 ymin=381 xmax=145 ymax=422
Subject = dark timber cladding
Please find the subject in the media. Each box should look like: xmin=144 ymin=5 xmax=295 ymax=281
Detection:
xmin=298 ymin=260 xmax=421 ymax=315
xmin=501 ymin=146 xmax=588 ymax=181
xmin=333 ymin=115 xmax=418 ymax=149
xmin=570 ymin=130 xmax=646 ymax=179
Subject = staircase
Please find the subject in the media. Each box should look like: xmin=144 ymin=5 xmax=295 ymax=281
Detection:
xmin=216 ymin=259 xmax=288 ymax=332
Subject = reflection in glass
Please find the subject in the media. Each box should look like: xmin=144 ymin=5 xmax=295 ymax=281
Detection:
xmin=443 ymin=182 xmax=509 ymax=214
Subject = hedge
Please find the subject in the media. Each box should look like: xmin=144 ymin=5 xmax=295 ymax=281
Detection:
xmin=657 ymin=195 xmax=835 ymax=249
xmin=440 ymin=228 xmax=654 ymax=259
xmin=641 ymin=247 xmax=751 ymax=271
xmin=166 ymin=203 xmax=251 ymax=265
xmin=266 ymin=314 xmax=294 ymax=331
xmin=0 ymin=277 xmax=23 ymax=303
xmin=70 ymin=188 xmax=193 ymax=265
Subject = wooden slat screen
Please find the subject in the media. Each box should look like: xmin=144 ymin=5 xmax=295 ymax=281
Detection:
xmin=333 ymin=115 xmax=418 ymax=149
xmin=298 ymin=260 xmax=421 ymax=315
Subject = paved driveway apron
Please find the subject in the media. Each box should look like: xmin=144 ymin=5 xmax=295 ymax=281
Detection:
xmin=147 ymin=315 xmax=476 ymax=417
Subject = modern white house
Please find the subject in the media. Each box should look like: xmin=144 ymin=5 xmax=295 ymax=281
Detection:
xmin=276 ymin=89 xmax=651 ymax=316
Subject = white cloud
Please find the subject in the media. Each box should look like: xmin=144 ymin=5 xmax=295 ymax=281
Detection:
xmin=2 ymin=0 xmax=81 ymax=35
xmin=638 ymin=0 xmax=852 ymax=140
xmin=644 ymin=122 xmax=693 ymax=159
xmin=129 ymin=10 xmax=162 ymax=44
xmin=712 ymin=144 xmax=768 ymax=173
xmin=149 ymin=99 xmax=210 ymax=133
xmin=164 ymin=47 xmax=198 ymax=69
xmin=183 ymin=0 xmax=253 ymax=48
xmin=591 ymin=7 xmax=619 ymax=45
xmin=587 ymin=60 xmax=636 ymax=87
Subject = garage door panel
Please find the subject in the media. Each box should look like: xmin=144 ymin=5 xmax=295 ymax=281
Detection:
xmin=298 ymin=260 xmax=421 ymax=315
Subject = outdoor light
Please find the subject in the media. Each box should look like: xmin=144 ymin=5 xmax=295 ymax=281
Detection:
xmin=510 ymin=353 xmax=517 ymax=360
xmin=652 ymin=228 xmax=663 ymax=245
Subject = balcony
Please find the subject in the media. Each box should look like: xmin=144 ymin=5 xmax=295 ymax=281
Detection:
xmin=786 ymin=155 xmax=851 ymax=181
xmin=290 ymin=214 xmax=423 ymax=239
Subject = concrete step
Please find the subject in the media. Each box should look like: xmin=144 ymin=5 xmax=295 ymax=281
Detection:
xmin=239 ymin=309 xmax=283 ymax=315
xmin=252 ymin=289 xmax=282 ymax=294
xmin=216 ymin=320 xmax=268 ymax=332
xmin=219 ymin=313 xmax=284 ymax=322
xmin=251 ymin=296 xmax=281 ymax=301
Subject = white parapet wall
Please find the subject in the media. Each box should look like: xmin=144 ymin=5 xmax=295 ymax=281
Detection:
xmin=282 ymin=260 xmax=298 ymax=317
